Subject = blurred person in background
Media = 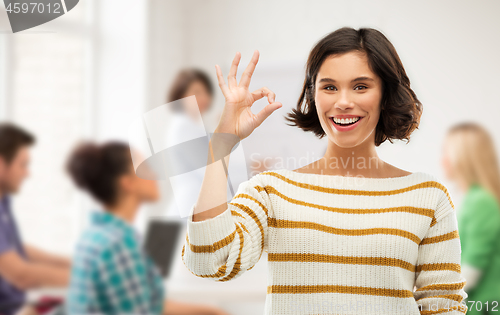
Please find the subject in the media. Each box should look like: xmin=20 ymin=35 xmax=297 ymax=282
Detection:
xmin=166 ymin=69 xmax=215 ymax=213
xmin=65 ymin=140 xmax=230 ymax=315
xmin=0 ymin=122 xmax=71 ymax=315
xmin=442 ymin=122 xmax=500 ymax=315
xmin=166 ymin=68 xmax=249 ymax=217
xmin=167 ymin=68 xmax=214 ymax=121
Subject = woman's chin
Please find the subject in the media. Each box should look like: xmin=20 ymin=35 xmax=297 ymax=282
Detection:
xmin=329 ymin=135 xmax=361 ymax=149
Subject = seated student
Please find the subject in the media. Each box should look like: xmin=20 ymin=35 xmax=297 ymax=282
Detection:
xmin=0 ymin=123 xmax=71 ymax=315
xmin=65 ymin=141 xmax=229 ymax=315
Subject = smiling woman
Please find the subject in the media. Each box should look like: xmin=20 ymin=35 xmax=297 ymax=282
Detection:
xmin=181 ymin=27 xmax=468 ymax=315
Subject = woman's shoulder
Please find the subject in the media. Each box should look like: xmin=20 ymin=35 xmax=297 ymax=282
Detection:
xmin=244 ymin=168 xmax=291 ymax=187
xmin=412 ymin=171 xmax=444 ymax=185
xmin=231 ymin=169 xmax=289 ymax=202
xmin=416 ymin=172 xmax=457 ymax=213
xmin=414 ymin=172 xmax=454 ymax=194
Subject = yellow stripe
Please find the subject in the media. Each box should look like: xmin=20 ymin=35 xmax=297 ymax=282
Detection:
xmin=185 ymin=230 xmax=236 ymax=253
xmin=231 ymin=210 xmax=245 ymax=219
xmin=415 ymin=281 xmax=466 ymax=292
xmin=257 ymin=179 xmax=449 ymax=230
xmin=420 ymin=230 xmax=459 ymax=245
xmin=416 ymin=263 xmax=461 ymax=273
xmin=218 ymin=224 xmax=244 ymax=282
xmin=182 ymin=224 xmax=243 ymax=281
xmin=268 ymin=253 xmax=415 ymax=272
xmin=268 ymin=218 xmax=422 ymax=244
xmin=267 ymin=284 xmax=414 ymax=298
xmin=230 ymin=191 xmax=269 ymax=267
xmin=430 ymin=217 xmax=438 ymax=228
xmin=233 ymin=193 xmax=269 ymax=216
xmin=181 ymin=244 xmax=228 ymax=278
xmin=182 ymin=228 xmax=243 ymax=280
xmin=261 ymin=171 xmax=455 ymax=208
xmin=240 ymin=222 xmax=249 ymax=234
xmin=230 ymin=202 xmax=266 ymax=259
xmin=258 ymin=185 xmax=434 ymax=219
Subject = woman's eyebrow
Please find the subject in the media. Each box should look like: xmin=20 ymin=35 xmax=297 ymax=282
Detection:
xmin=318 ymin=76 xmax=375 ymax=83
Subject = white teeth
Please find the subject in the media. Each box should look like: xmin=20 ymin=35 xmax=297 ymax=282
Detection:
xmin=332 ymin=117 xmax=360 ymax=125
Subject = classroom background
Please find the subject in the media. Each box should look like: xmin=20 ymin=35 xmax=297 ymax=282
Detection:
xmin=0 ymin=1 xmax=499 ymax=314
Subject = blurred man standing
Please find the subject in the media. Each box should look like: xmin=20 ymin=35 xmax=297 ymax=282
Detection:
xmin=0 ymin=123 xmax=70 ymax=315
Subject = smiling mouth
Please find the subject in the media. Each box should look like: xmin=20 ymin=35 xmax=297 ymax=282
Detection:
xmin=330 ymin=116 xmax=363 ymax=126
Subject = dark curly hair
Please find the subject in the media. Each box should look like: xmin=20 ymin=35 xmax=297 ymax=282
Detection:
xmin=285 ymin=27 xmax=422 ymax=146
xmin=66 ymin=141 xmax=132 ymax=206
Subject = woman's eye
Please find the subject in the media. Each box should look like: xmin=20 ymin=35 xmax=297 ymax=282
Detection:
xmin=324 ymin=86 xmax=337 ymax=91
xmin=354 ymin=85 xmax=368 ymax=90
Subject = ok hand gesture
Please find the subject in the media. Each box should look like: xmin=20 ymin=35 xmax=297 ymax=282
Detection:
xmin=214 ymin=50 xmax=282 ymax=140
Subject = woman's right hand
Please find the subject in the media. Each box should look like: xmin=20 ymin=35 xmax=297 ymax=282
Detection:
xmin=214 ymin=50 xmax=282 ymax=140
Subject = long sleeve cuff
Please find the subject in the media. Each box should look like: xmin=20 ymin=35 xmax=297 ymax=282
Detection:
xmin=186 ymin=205 xmax=236 ymax=246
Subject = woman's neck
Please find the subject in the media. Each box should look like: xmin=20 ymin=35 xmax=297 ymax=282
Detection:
xmin=105 ymin=196 xmax=140 ymax=224
xmin=319 ymin=139 xmax=386 ymax=177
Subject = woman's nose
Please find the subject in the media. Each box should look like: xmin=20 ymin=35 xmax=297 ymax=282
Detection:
xmin=334 ymin=90 xmax=353 ymax=110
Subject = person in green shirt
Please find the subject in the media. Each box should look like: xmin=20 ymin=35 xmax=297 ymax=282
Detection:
xmin=442 ymin=122 xmax=500 ymax=315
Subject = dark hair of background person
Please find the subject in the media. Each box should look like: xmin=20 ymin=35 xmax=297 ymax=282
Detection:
xmin=167 ymin=68 xmax=214 ymax=112
xmin=285 ymin=26 xmax=423 ymax=147
xmin=0 ymin=122 xmax=35 ymax=164
xmin=66 ymin=141 xmax=132 ymax=207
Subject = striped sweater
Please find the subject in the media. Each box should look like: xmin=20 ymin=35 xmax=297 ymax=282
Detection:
xmin=181 ymin=169 xmax=469 ymax=315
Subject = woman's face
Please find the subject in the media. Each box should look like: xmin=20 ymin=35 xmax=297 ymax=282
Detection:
xmin=314 ymin=51 xmax=383 ymax=148
xmin=184 ymin=80 xmax=212 ymax=114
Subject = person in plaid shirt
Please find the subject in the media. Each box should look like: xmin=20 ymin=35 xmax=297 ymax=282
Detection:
xmin=65 ymin=141 xmax=230 ymax=315
xmin=68 ymin=210 xmax=165 ymax=314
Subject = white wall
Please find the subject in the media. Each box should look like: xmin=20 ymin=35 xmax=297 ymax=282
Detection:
xmin=93 ymin=0 xmax=148 ymax=140
xmin=0 ymin=0 xmax=150 ymax=252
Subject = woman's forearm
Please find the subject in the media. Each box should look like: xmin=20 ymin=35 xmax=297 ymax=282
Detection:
xmin=190 ymin=50 xmax=281 ymax=222
xmin=191 ymin=130 xmax=240 ymax=222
